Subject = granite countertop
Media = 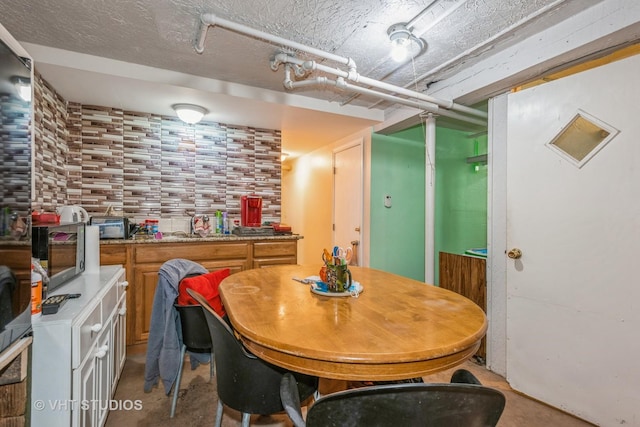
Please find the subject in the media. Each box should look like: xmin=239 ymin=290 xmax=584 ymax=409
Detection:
xmin=100 ymin=233 xmax=303 ymax=245
xmin=0 ymin=232 xmax=302 ymax=246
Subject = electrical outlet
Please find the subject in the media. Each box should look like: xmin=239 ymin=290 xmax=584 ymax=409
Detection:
xmin=384 ymin=194 xmax=392 ymax=208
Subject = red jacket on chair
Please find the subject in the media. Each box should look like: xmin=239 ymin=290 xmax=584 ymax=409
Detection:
xmin=177 ymin=268 xmax=230 ymax=317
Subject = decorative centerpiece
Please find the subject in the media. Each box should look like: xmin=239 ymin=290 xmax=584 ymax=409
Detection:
xmin=321 ymin=247 xmax=353 ymax=293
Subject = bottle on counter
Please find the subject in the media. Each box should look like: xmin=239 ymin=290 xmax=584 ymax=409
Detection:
xmin=223 ymin=212 xmax=229 ymax=234
xmin=31 ymin=264 xmax=42 ymax=315
xmin=215 ymin=210 xmax=222 ymax=234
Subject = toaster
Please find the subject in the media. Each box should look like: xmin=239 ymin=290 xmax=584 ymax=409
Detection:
xmin=90 ymin=216 xmax=130 ymax=239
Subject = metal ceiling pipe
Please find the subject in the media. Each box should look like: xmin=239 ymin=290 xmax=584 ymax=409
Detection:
xmin=341 ymin=80 xmax=487 ymax=126
xmin=195 ymin=13 xmax=356 ymax=71
xmin=278 ymin=53 xmax=486 ymax=120
xmin=282 ymin=69 xmax=487 ymax=127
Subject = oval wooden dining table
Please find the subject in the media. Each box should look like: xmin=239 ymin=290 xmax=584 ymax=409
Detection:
xmin=218 ymin=265 xmax=487 ymax=381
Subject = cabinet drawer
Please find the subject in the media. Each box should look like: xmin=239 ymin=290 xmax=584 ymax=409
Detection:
xmin=102 ymin=281 xmax=118 ymax=320
xmin=254 ymin=241 xmax=297 ymax=257
xmin=100 ymin=244 xmax=128 ymax=265
xmin=73 ymin=302 xmax=103 ymax=368
xmin=134 ymin=242 xmax=249 ymax=263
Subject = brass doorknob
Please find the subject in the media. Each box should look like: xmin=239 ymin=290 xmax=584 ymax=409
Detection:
xmin=354 ymin=227 xmax=360 ymax=232
xmin=507 ymin=248 xmax=522 ymax=259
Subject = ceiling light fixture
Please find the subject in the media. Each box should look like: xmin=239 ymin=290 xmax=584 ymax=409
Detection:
xmin=172 ymin=103 xmax=208 ymax=124
xmin=387 ymin=23 xmax=425 ymax=62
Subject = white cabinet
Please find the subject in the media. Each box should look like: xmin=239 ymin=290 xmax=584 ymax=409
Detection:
xmin=111 ymin=296 xmax=126 ymax=393
xmin=32 ymin=266 xmax=127 ymax=427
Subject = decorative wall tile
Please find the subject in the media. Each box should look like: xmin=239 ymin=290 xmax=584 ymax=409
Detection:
xmin=81 ymin=105 xmax=124 ymax=212
xmin=32 ymin=73 xmax=282 ymax=223
xmin=32 ymin=72 xmax=68 ymax=212
xmin=0 ymin=94 xmax=30 ymax=211
xmin=194 ymin=121 xmax=227 ymax=214
xmin=66 ymin=102 xmax=83 ymax=207
xmin=123 ymin=111 xmax=161 ymax=217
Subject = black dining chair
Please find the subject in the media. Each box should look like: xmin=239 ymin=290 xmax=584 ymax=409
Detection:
xmin=280 ymin=369 xmax=506 ymax=427
xmin=170 ymin=303 xmax=215 ymax=418
xmin=186 ymin=288 xmax=319 ymax=427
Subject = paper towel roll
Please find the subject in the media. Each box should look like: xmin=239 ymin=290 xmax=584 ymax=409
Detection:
xmin=85 ymin=225 xmax=101 ymax=274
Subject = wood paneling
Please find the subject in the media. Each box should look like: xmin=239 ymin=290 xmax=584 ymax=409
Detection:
xmin=439 ymin=252 xmax=486 ymax=359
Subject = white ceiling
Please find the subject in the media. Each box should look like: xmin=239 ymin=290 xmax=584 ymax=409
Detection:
xmin=0 ymin=0 xmax=609 ymax=157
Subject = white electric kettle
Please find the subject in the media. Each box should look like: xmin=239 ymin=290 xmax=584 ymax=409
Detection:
xmin=58 ymin=205 xmax=89 ymax=223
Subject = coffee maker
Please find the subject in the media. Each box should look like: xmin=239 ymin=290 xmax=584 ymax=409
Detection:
xmin=241 ymin=194 xmax=262 ymax=227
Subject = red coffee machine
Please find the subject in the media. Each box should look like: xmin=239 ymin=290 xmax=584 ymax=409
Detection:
xmin=241 ymin=194 xmax=263 ymax=227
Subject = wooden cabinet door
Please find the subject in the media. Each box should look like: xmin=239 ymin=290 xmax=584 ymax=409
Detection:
xmin=132 ymin=264 xmax=162 ymax=345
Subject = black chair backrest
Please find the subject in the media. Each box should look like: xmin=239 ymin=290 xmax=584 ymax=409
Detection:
xmin=301 ymin=379 xmax=505 ymax=427
xmin=175 ymin=304 xmax=212 ymax=351
xmin=186 ymin=288 xmax=317 ymax=415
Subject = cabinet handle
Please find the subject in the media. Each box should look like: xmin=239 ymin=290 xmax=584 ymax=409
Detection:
xmin=91 ymin=323 xmax=103 ymax=333
xmin=121 ymin=281 xmax=129 ymax=288
xmin=96 ymin=345 xmax=109 ymax=359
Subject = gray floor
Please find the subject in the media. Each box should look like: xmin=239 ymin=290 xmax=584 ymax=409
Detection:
xmin=106 ymin=352 xmax=596 ymax=427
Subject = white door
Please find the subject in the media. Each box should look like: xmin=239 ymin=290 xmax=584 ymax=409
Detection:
xmin=505 ymin=54 xmax=640 ymax=426
xmin=333 ymin=140 xmax=363 ymax=265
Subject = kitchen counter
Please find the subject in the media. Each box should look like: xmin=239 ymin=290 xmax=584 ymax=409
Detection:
xmin=100 ymin=233 xmax=302 ymax=244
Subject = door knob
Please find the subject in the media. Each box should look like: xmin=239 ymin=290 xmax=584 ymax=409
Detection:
xmin=507 ymin=248 xmax=522 ymax=259
xmin=354 ymin=227 xmax=360 ymax=232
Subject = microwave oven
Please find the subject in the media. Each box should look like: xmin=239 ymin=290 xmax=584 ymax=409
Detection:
xmin=32 ymin=222 xmax=85 ymax=295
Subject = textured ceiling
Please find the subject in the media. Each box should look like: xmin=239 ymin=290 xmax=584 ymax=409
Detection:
xmin=1 ymin=0 xmax=605 ymax=155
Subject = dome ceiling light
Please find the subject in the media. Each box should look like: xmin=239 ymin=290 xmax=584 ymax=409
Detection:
xmin=172 ymin=103 xmax=208 ymax=124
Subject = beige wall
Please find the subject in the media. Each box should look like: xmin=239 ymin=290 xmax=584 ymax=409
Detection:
xmin=282 ymin=128 xmax=372 ymax=266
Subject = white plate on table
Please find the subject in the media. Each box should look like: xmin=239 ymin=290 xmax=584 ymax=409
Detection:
xmin=310 ymin=280 xmax=363 ymax=298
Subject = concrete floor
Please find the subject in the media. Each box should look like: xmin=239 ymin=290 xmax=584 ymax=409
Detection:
xmin=106 ymin=352 xmax=596 ymax=427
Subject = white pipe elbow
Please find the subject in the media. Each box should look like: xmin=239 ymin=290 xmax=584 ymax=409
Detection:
xmin=194 ymin=14 xmax=217 ymax=54
xmin=346 ymin=70 xmax=359 ymax=82
xmin=200 ymin=13 xmax=217 ymax=26
xmin=302 ymin=61 xmax=316 ymax=71
xmin=345 ymin=57 xmax=357 ymax=72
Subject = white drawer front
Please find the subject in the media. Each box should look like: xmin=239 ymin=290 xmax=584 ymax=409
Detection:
xmin=73 ymin=302 xmax=102 ymax=368
xmin=102 ymin=280 xmax=118 ymax=320
xmin=116 ymin=269 xmax=128 ymax=300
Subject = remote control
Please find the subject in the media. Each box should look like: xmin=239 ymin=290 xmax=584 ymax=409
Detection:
xmin=41 ymin=294 xmax=69 ymax=315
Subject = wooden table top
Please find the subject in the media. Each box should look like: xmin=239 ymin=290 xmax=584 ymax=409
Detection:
xmin=219 ymin=265 xmax=487 ymax=381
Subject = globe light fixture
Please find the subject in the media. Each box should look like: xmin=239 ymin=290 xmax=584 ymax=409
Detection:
xmin=387 ymin=23 xmax=425 ymax=62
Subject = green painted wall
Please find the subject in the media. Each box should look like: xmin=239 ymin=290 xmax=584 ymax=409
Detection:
xmin=370 ymin=131 xmax=426 ymax=281
xmin=369 ymin=125 xmax=487 ymax=284
xmin=434 ymin=127 xmax=488 ymax=284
